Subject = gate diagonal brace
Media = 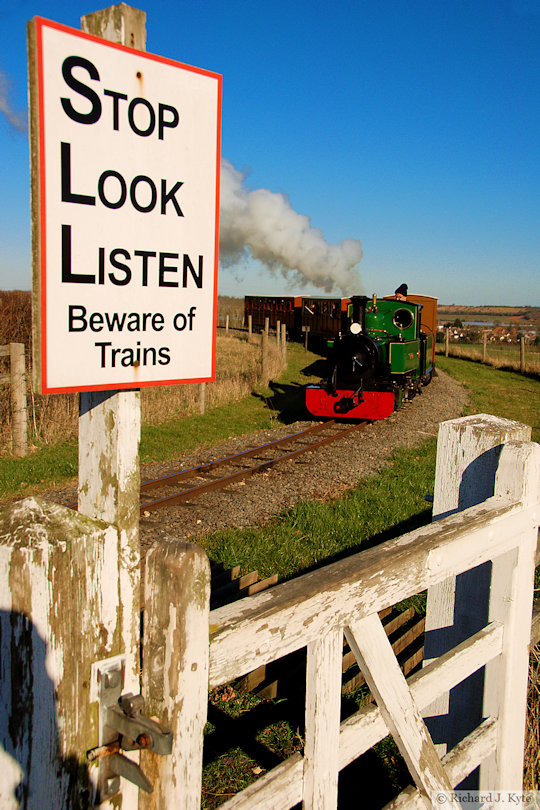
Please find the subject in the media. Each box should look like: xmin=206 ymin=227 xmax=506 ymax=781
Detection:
xmin=89 ymin=659 xmax=173 ymax=801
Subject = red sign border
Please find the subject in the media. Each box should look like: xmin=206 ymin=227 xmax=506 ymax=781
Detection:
xmin=32 ymin=16 xmax=222 ymax=394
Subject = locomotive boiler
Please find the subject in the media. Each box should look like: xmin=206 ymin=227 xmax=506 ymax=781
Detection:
xmin=305 ymin=294 xmax=437 ymax=420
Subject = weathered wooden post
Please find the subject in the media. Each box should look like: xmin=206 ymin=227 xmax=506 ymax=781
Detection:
xmin=423 ymin=414 xmax=532 ymax=780
xmin=0 ymin=497 xmax=136 ymax=808
xmin=482 ymin=331 xmax=487 ymax=363
xmin=281 ymin=323 xmax=287 ymax=364
xmin=140 ymin=541 xmax=211 ymax=809
xmin=264 ymin=315 xmax=269 ymax=336
xmin=225 ymin=313 xmax=229 ymax=334
xmin=480 ymin=440 xmax=540 ymax=789
xmin=199 ymin=381 xmax=206 ymax=415
xmin=276 ymin=319 xmax=281 ymax=348
xmin=520 ymin=336 xmax=526 ymax=373
xmin=445 ymin=326 xmax=449 ymax=357
xmin=77 ymin=7 xmax=145 ymax=746
xmin=261 ymin=331 xmax=268 ymax=386
xmin=248 ymin=313 xmax=253 ymax=339
xmin=303 ymin=324 xmax=310 ymax=352
xmin=6 ymin=343 xmax=28 ymax=457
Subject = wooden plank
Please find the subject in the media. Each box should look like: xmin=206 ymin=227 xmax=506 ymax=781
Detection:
xmin=209 ymin=499 xmax=528 ymax=687
xmin=346 ymin=613 xmax=452 ymax=800
xmin=247 ymin=573 xmax=279 ymax=596
xmin=303 ymin=627 xmax=342 ymax=809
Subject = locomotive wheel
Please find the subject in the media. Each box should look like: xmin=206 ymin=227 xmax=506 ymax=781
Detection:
xmin=422 ymin=370 xmax=433 ymax=386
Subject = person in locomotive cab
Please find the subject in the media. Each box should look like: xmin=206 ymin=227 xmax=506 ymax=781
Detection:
xmin=394 ymin=283 xmax=408 ymax=301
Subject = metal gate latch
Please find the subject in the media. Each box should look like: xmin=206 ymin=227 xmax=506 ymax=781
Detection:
xmin=89 ymin=659 xmax=173 ymax=802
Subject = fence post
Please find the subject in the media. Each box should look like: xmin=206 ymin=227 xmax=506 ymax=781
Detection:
xmin=482 ymin=331 xmax=487 ymax=363
xmin=423 ymin=415 xmax=532 ymax=774
xmin=276 ymin=319 xmax=281 ymax=348
xmin=281 ymin=323 xmax=287 ymax=364
xmin=264 ymin=316 xmax=269 ymax=336
xmin=248 ymin=314 xmax=252 ymax=339
xmin=0 ymin=497 xmax=137 ymax=807
xmin=225 ymin=314 xmax=229 ymax=334
xmin=445 ymin=327 xmax=449 ymax=357
xmin=261 ymin=331 xmax=268 ymax=386
xmin=9 ymin=342 xmax=28 ymax=457
xmin=199 ymin=381 xmax=206 ymax=415
xmin=480 ymin=441 xmax=540 ymax=789
xmin=520 ymin=336 xmax=525 ymax=373
xmin=140 ymin=541 xmax=211 ymax=809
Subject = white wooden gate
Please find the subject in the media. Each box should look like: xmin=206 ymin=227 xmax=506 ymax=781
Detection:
xmin=142 ymin=423 xmax=539 ymax=809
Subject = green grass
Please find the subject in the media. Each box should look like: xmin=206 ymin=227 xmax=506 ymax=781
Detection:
xmin=202 ymin=440 xmax=436 ymax=582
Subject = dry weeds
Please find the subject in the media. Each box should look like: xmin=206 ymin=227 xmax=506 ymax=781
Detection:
xmin=438 ymin=343 xmax=540 ymax=375
xmin=0 ymin=333 xmax=284 ymax=454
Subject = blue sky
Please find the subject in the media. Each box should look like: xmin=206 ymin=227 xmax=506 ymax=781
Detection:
xmin=1 ymin=0 xmax=539 ymax=305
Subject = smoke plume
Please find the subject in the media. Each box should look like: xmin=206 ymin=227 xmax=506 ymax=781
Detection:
xmin=0 ymin=70 xmax=27 ymax=134
xmin=219 ymin=159 xmax=363 ymax=294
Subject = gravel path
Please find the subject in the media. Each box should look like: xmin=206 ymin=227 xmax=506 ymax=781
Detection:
xmin=43 ymin=370 xmax=468 ymax=552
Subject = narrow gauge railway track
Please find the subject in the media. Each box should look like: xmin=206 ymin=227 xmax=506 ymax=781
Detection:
xmin=140 ymin=420 xmax=369 ymax=514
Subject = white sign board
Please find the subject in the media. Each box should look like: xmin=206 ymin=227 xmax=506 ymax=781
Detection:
xmin=29 ymin=17 xmax=221 ymax=393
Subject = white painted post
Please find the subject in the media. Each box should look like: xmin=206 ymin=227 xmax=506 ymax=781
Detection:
xmin=423 ymin=415 xmax=532 ymax=770
xmin=0 ymin=497 xmax=133 ymax=808
xmin=140 ymin=541 xmax=211 ymax=809
xmin=480 ymin=441 xmax=540 ymax=789
xmin=303 ymin=627 xmax=343 ymax=809
xmin=78 ymin=8 xmax=146 ymax=806
xmin=9 ymin=343 xmax=27 ymax=457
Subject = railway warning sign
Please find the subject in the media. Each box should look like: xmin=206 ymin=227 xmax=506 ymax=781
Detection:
xmin=28 ymin=17 xmax=222 ymax=393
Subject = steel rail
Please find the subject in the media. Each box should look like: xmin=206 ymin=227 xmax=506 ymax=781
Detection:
xmin=140 ymin=421 xmax=367 ymax=513
xmin=140 ymin=421 xmax=336 ymax=492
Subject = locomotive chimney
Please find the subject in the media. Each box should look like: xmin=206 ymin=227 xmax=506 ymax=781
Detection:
xmin=350 ymin=295 xmax=369 ymax=333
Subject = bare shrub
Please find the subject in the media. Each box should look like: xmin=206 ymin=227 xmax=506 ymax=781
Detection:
xmin=524 ymin=644 xmax=540 ymax=789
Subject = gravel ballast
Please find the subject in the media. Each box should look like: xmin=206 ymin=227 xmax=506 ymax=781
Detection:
xmin=136 ymin=369 xmax=469 ymax=549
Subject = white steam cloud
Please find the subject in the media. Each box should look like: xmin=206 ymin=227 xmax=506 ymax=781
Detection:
xmin=219 ymin=158 xmax=363 ymax=294
xmin=0 ymin=70 xmax=27 ymax=134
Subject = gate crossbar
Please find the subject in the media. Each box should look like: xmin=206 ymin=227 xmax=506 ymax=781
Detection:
xmin=209 ymin=497 xmax=532 ymax=685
